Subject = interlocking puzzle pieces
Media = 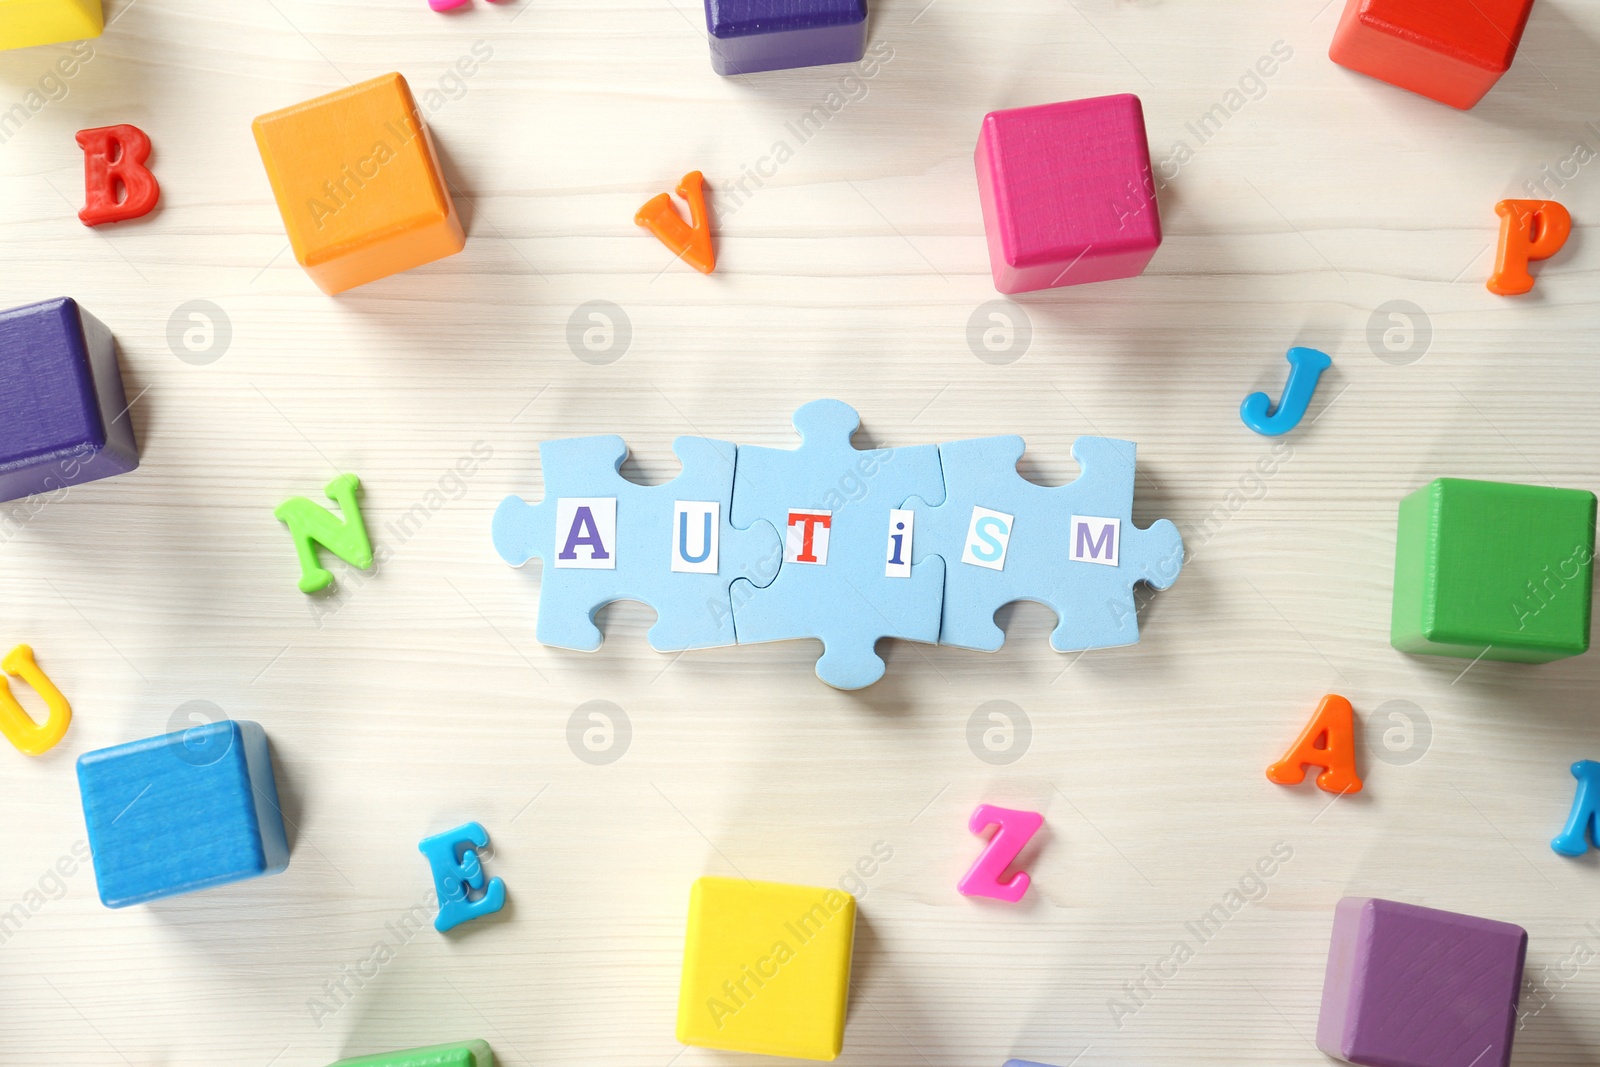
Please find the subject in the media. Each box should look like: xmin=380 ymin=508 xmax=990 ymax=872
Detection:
xmin=252 ymin=73 xmax=465 ymax=294
xmin=328 ymin=1041 xmax=493 ymax=1066
xmin=906 ymin=435 xmax=1183 ymax=655
xmin=0 ymin=644 xmax=72 ymax=756
xmin=730 ymin=399 xmax=945 ymax=690
xmin=1318 ymin=898 xmax=1526 ymax=1067
xmin=976 ymin=94 xmax=1161 ymax=294
xmin=677 ymin=876 xmax=856 ymax=1061
xmin=77 ymin=720 xmax=290 ymax=907
xmin=0 ymin=297 xmax=139 ymax=504
xmin=1329 ymin=0 xmax=1535 ymax=110
xmin=494 ymin=435 xmax=782 ymax=653
xmin=1391 ymin=478 xmax=1595 ymax=663
xmin=704 ymin=0 xmax=868 ymax=76
xmin=0 ymin=0 xmax=102 ymax=51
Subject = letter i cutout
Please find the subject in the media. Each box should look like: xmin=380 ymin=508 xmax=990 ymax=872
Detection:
xmin=76 ymin=124 xmax=160 ymax=226
xmin=1266 ymin=694 xmax=1363 ymax=795
xmin=1552 ymin=760 xmax=1600 ymax=857
xmin=958 ymin=803 xmax=1043 ymax=903
xmin=0 ymin=645 xmax=72 ymax=756
xmin=635 ymin=171 xmax=715 ymax=274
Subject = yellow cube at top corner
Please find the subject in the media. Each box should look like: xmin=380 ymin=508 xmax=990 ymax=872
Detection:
xmin=0 ymin=0 xmax=102 ymax=51
xmin=677 ymin=876 xmax=857 ymax=1062
xmin=251 ymin=72 xmax=465 ymax=295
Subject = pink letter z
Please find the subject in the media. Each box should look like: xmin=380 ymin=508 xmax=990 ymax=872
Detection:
xmin=958 ymin=803 xmax=1043 ymax=903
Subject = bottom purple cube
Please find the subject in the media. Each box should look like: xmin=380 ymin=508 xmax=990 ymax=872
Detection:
xmin=1318 ymin=897 xmax=1526 ymax=1067
xmin=0 ymin=297 xmax=139 ymax=504
xmin=705 ymin=0 xmax=868 ymax=75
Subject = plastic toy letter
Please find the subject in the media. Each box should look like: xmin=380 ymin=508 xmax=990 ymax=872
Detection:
xmin=958 ymin=803 xmax=1043 ymax=903
xmin=635 ymin=171 xmax=715 ymax=274
xmin=1488 ymin=200 xmax=1571 ymax=296
xmin=76 ymin=124 xmax=160 ymax=227
xmin=1240 ymin=347 xmax=1332 ymax=436
xmin=418 ymin=821 xmax=507 ymax=932
xmin=0 ymin=645 xmax=71 ymax=756
xmin=274 ymin=473 xmax=375 ymax=593
xmin=1552 ymin=759 xmax=1600 ymax=857
xmin=1266 ymin=694 xmax=1364 ymax=795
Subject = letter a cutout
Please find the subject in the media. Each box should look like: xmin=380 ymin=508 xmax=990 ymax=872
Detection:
xmin=0 ymin=645 xmax=71 ymax=756
xmin=1266 ymin=694 xmax=1364 ymax=795
xmin=1552 ymin=759 xmax=1600 ymax=857
xmin=76 ymin=124 xmax=161 ymax=227
xmin=274 ymin=473 xmax=375 ymax=593
xmin=635 ymin=170 xmax=715 ymax=274
xmin=958 ymin=803 xmax=1043 ymax=903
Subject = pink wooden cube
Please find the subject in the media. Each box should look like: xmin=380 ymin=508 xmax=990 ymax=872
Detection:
xmin=975 ymin=94 xmax=1162 ymax=295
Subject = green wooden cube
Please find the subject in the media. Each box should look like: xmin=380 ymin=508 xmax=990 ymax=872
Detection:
xmin=1392 ymin=478 xmax=1596 ymax=664
xmin=328 ymin=1041 xmax=491 ymax=1067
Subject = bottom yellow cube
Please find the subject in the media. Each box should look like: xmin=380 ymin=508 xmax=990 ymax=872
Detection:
xmin=0 ymin=0 xmax=102 ymax=51
xmin=676 ymin=877 xmax=857 ymax=1061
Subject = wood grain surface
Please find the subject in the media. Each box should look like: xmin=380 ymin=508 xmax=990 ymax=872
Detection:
xmin=0 ymin=1 xmax=1597 ymax=1065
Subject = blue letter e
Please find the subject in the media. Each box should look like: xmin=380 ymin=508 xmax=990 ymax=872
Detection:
xmin=418 ymin=820 xmax=508 ymax=932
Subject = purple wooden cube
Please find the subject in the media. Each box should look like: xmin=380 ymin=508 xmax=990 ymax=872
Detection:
xmin=0 ymin=298 xmax=139 ymax=504
xmin=704 ymin=0 xmax=868 ymax=76
xmin=1318 ymin=898 xmax=1527 ymax=1067
xmin=975 ymin=94 xmax=1162 ymax=294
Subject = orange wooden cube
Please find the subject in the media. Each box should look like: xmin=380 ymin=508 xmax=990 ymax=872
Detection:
xmin=252 ymin=73 xmax=465 ymax=295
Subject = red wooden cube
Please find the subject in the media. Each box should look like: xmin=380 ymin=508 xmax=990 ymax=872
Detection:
xmin=1329 ymin=0 xmax=1536 ymax=110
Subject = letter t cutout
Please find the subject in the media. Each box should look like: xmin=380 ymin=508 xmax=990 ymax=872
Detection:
xmin=418 ymin=820 xmax=508 ymax=932
xmin=958 ymin=803 xmax=1043 ymax=903
xmin=76 ymin=124 xmax=161 ymax=227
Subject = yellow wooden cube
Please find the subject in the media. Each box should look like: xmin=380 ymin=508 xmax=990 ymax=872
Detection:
xmin=676 ymin=877 xmax=856 ymax=1061
xmin=0 ymin=0 xmax=102 ymax=51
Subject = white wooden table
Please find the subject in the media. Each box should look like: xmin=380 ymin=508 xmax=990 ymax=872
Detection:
xmin=1 ymin=0 xmax=1597 ymax=1064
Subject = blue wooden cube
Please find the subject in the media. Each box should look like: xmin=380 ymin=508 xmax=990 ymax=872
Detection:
xmin=704 ymin=0 xmax=868 ymax=75
xmin=0 ymin=297 xmax=139 ymax=504
xmin=77 ymin=720 xmax=290 ymax=907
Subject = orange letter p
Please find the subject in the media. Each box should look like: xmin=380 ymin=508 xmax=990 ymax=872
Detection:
xmin=1488 ymin=199 xmax=1571 ymax=296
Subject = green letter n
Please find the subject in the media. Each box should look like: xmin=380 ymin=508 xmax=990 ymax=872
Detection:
xmin=274 ymin=473 xmax=375 ymax=593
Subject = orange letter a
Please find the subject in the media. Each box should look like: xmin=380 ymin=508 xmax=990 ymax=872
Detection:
xmin=1266 ymin=694 xmax=1363 ymax=795
xmin=635 ymin=171 xmax=715 ymax=274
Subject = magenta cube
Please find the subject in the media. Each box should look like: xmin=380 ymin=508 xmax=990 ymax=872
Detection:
xmin=975 ymin=94 xmax=1161 ymax=295
xmin=1318 ymin=898 xmax=1526 ymax=1067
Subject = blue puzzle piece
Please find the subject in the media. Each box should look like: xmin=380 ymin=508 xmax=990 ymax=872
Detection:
xmin=729 ymin=399 xmax=946 ymax=690
xmin=77 ymin=720 xmax=290 ymax=908
xmin=492 ymin=435 xmax=782 ymax=652
xmin=906 ymin=435 xmax=1183 ymax=653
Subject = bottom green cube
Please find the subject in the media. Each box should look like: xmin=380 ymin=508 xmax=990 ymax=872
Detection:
xmin=328 ymin=1041 xmax=492 ymax=1067
xmin=1392 ymin=478 xmax=1595 ymax=664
